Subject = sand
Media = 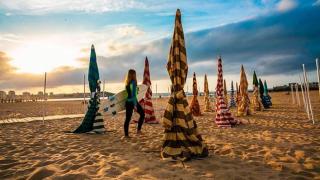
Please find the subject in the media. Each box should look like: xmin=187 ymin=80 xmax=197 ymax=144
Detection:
xmin=0 ymin=91 xmax=320 ymax=179
xmin=0 ymin=101 xmax=85 ymax=120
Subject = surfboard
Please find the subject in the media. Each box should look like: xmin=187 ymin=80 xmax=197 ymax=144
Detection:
xmin=103 ymin=84 xmax=148 ymax=116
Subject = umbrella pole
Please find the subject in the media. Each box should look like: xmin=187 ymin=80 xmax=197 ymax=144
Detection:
xmin=300 ymin=75 xmax=309 ymax=118
xmin=295 ymin=83 xmax=301 ymax=107
xmin=290 ymin=84 xmax=295 ymax=105
xmin=316 ymin=58 xmax=320 ymax=99
xmin=83 ymin=73 xmax=86 ymax=114
xmin=303 ymin=64 xmax=315 ymax=124
xmin=42 ymin=72 xmax=47 ymax=124
xmin=103 ymin=79 xmax=105 ymax=100
xmin=155 ymin=83 xmax=158 ymax=110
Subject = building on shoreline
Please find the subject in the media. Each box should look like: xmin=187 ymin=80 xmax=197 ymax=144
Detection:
xmin=272 ymin=82 xmax=319 ymax=92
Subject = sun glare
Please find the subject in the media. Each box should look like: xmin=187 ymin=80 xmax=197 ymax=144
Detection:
xmin=10 ymin=40 xmax=80 ymax=74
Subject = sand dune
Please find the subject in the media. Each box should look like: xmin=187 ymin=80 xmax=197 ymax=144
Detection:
xmin=0 ymin=92 xmax=320 ymax=179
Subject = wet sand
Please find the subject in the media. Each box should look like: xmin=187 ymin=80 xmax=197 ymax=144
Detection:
xmin=0 ymin=92 xmax=320 ymax=179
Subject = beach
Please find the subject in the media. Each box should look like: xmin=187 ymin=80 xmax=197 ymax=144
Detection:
xmin=0 ymin=91 xmax=320 ymax=179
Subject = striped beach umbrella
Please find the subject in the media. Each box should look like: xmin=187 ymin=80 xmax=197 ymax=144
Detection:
xmin=252 ymin=71 xmax=262 ymax=111
xmin=190 ymin=72 xmax=201 ymax=116
xmin=215 ymin=57 xmax=239 ymax=127
xmin=264 ymin=80 xmax=272 ymax=106
xmin=73 ymin=45 xmax=105 ymax=133
xmin=161 ymin=9 xmax=208 ymax=160
xmin=229 ymin=81 xmax=236 ymax=108
xmin=259 ymin=79 xmax=270 ymax=108
xmin=139 ymin=57 xmax=158 ymax=124
xmin=237 ymin=65 xmax=250 ymax=116
xmin=204 ymin=74 xmax=212 ymax=112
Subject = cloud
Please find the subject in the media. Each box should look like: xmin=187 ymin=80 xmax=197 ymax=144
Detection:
xmin=0 ymin=0 xmax=145 ymax=14
xmin=90 ymin=4 xmax=320 ymax=82
xmin=0 ymin=33 xmax=23 ymax=43
xmin=0 ymin=5 xmax=319 ymax=91
xmin=314 ymin=0 xmax=320 ymax=5
xmin=277 ymin=0 xmax=297 ymax=12
xmin=0 ymin=51 xmax=16 ymax=79
xmin=116 ymin=25 xmax=145 ymax=37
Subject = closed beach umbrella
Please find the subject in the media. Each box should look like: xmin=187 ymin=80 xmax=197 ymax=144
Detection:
xmin=252 ymin=71 xmax=262 ymax=111
xmin=264 ymin=80 xmax=272 ymax=106
xmin=161 ymin=9 xmax=208 ymax=160
xmin=215 ymin=57 xmax=239 ymax=127
xmin=140 ymin=57 xmax=158 ymax=123
xmin=237 ymin=65 xmax=250 ymax=116
xmin=88 ymin=45 xmax=100 ymax=93
xmin=190 ymin=72 xmax=201 ymax=116
xmin=204 ymin=74 xmax=212 ymax=112
xmin=73 ymin=45 xmax=105 ymax=133
xmin=259 ymin=79 xmax=270 ymax=108
xmin=229 ymin=81 xmax=236 ymax=108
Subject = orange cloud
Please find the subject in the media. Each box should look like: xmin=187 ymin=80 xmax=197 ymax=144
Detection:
xmin=0 ymin=51 xmax=17 ymax=79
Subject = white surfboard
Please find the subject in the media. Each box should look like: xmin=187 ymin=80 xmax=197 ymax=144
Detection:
xmin=103 ymin=84 xmax=148 ymax=116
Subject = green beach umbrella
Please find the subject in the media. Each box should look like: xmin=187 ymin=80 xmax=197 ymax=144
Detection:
xmin=259 ymin=78 xmax=264 ymax=97
xmin=89 ymin=45 xmax=100 ymax=93
xmin=264 ymin=80 xmax=272 ymax=106
xmin=264 ymin=80 xmax=269 ymax=96
xmin=73 ymin=44 xmax=104 ymax=133
xmin=253 ymin=71 xmax=258 ymax=87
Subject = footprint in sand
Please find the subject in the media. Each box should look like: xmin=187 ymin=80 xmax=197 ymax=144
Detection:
xmin=27 ymin=167 xmax=55 ymax=180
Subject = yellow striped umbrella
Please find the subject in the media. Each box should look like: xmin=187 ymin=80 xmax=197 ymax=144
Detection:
xmin=161 ymin=9 xmax=208 ymax=160
xmin=237 ymin=65 xmax=251 ymax=116
xmin=190 ymin=72 xmax=201 ymax=116
xmin=204 ymin=74 xmax=212 ymax=112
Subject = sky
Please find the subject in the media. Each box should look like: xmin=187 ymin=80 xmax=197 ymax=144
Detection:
xmin=0 ymin=0 xmax=319 ymax=94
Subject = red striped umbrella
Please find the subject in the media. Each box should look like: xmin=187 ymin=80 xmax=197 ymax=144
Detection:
xmin=215 ymin=56 xmax=239 ymax=128
xmin=140 ymin=57 xmax=158 ymax=124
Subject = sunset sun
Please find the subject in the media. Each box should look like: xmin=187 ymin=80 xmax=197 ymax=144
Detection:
xmin=10 ymin=40 xmax=80 ymax=74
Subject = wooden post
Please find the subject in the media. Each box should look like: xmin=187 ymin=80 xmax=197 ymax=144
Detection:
xmin=299 ymin=75 xmax=309 ymax=119
xmin=302 ymin=64 xmax=315 ymax=124
xmin=156 ymin=83 xmax=158 ymax=98
xmin=295 ymin=83 xmax=301 ymax=107
xmin=103 ymin=79 xmax=105 ymax=100
xmin=83 ymin=73 xmax=86 ymax=113
xmin=42 ymin=72 xmax=47 ymax=124
xmin=316 ymin=58 xmax=320 ymax=98
xmin=290 ymin=84 xmax=295 ymax=105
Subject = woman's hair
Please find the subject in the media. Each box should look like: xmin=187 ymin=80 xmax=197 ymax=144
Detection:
xmin=125 ymin=69 xmax=137 ymax=86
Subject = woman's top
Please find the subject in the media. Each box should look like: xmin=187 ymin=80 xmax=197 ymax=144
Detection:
xmin=126 ymin=80 xmax=138 ymax=106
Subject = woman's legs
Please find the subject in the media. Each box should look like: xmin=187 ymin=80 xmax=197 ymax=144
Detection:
xmin=124 ymin=103 xmax=134 ymax=136
xmin=136 ymin=103 xmax=145 ymax=132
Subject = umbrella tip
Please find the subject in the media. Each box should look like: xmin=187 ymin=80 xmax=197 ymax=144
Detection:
xmin=176 ymin=9 xmax=181 ymax=15
xmin=91 ymin=44 xmax=95 ymax=49
xmin=217 ymin=55 xmax=222 ymax=62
